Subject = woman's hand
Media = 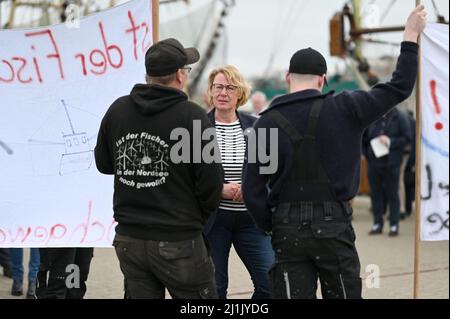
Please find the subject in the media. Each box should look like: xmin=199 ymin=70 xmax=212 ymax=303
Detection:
xmin=232 ymin=184 xmax=244 ymax=203
xmin=222 ymin=183 xmax=239 ymax=200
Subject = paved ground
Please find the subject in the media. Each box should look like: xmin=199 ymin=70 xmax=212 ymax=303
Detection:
xmin=0 ymin=196 xmax=448 ymax=299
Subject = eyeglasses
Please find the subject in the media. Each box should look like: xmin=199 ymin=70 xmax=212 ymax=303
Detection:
xmin=212 ymin=83 xmax=239 ymax=94
xmin=181 ymin=66 xmax=192 ymax=73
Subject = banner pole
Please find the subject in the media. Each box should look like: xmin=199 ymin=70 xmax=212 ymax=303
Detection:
xmin=152 ymin=0 xmax=159 ymax=43
xmin=413 ymin=0 xmax=422 ymax=300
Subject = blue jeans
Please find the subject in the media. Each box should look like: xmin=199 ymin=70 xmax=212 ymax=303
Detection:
xmin=206 ymin=209 xmax=275 ymax=299
xmin=9 ymin=248 xmax=40 ymax=282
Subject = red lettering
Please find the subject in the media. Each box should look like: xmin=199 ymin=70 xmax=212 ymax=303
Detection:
xmin=99 ymin=21 xmax=123 ymax=69
xmin=141 ymin=22 xmax=151 ymax=53
xmin=85 ymin=221 xmax=106 ymax=244
xmin=89 ymin=49 xmax=107 ymax=75
xmin=8 ymin=227 xmax=32 ymax=243
xmin=0 ymin=59 xmax=15 ymax=83
xmin=125 ymin=10 xmax=152 ymax=58
xmin=75 ymin=53 xmax=88 ymax=76
xmin=12 ymin=57 xmax=32 ymax=83
xmin=0 ymin=206 xmax=115 ymax=246
xmin=47 ymin=224 xmax=67 ymax=245
xmin=126 ymin=11 xmax=140 ymax=61
xmin=29 ymin=45 xmax=43 ymax=83
xmin=32 ymin=57 xmax=43 ymax=83
xmin=430 ymin=80 xmax=444 ymax=131
xmin=74 ymin=22 xmax=124 ymax=77
xmin=71 ymin=201 xmax=92 ymax=243
xmin=25 ymin=29 xmax=65 ymax=80
xmin=31 ymin=226 xmax=49 ymax=244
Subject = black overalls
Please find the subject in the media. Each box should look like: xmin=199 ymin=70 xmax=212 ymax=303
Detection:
xmin=267 ymin=98 xmax=362 ymax=299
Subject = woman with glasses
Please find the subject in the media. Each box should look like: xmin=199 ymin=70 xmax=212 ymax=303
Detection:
xmin=205 ymin=65 xmax=275 ymax=299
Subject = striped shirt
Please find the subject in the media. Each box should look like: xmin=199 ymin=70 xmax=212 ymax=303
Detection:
xmin=215 ymin=120 xmax=247 ymax=212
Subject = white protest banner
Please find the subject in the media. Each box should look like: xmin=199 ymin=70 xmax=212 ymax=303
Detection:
xmin=420 ymin=22 xmax=449 ymax=241
xmin=0 ymin=0 xmax=153 ymax=247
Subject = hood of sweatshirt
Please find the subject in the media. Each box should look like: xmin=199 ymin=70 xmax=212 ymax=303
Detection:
xmin=130 ymin=84 xmax=188 ymax=115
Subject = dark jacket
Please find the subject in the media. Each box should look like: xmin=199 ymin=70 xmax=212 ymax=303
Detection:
xmin=242 ymin=42 xmax=419 ymax=231
xmin=95 ymin=84 xmax=223 ymax=241
xmin=362 ymin=108 xmax=411 ymax=167
xmin=203 ymin=109 xmax=257 ymax=234
xmin=405 ymin=112 xmax=416 ymax=169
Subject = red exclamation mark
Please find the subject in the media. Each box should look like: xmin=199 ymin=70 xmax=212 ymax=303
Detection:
xmin=430 ymin=80 xmax=444 ymax=131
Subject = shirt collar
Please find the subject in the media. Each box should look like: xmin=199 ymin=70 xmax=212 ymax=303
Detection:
xmin=261 ymin=89 xmax=334 ymax=115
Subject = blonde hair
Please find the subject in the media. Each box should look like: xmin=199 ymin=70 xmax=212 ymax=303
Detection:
xmin=207 ymin=65 xmax=251 ymax=108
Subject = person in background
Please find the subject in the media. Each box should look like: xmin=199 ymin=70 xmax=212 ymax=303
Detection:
xmin=363 ymin=107 xmax=411 ymax=236
xmin=0 ymin=248 xmax=12 ymax=278
xmin=250 ymin=91 xmax=268 ymax=117
xmin=401 ymin=110 xmax=416 ymax=219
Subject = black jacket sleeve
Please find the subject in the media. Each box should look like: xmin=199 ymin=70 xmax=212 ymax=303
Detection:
xmin=362 ymin=128 xmax=371 ymax=158
xmin=242 ymin=118 xmax=273 ymax=232
xmin=94 ymin=114 xmax=114 ymax=175
xmin=189 ymin=107 xmax=223 ymax=221
xmin=390 ymin=112 xmax=411 ymax=151
xmin=339 ymin=42 xmax=419 ymax=129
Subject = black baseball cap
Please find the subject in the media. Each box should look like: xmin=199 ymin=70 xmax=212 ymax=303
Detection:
xmin=145 ymin=38 xmax=200 ymax=76
xmin=289 ymin=47 xmax=328 ymax=85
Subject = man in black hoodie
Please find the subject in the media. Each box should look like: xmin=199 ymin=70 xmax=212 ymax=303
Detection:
xmin=95 ymin=38 xmax=223 ymax=299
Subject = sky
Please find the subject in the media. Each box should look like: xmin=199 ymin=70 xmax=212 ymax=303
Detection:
xmin=225 ymin=0 xmax=449 ymax=77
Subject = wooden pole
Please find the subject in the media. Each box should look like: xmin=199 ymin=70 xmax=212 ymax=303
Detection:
xmin=350 ymin=25 xmax=405 ymax=36
xmin=152 ymin=0 xmax=159 ymax=43
xmin=413 ymin=0 xmax=422 ymax=300
xmin=352 ymin=0 xmax=364 ymax=62
xmin=8 ymin=0 xmax=18 ymax=28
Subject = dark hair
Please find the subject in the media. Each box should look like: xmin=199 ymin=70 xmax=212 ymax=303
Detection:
xmin=146 ymin=73 xmax=177 ymax=85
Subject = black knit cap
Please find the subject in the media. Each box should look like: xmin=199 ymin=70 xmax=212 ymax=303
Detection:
xmin=145 ymin=38 xmax=200 ymax=76
xmin=289 ymin=47 xmax=328 ymax=84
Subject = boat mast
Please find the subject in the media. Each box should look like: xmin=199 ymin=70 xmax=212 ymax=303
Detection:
xmin=7 ymin=0 xmax=17 ymax=28
xmin=4 ymin=0 xmax=62 ymax=28
xmin=187 ymin=0 xmax=235 ymax=97
xmin=351 ymin=0 xmax=364 ymax=63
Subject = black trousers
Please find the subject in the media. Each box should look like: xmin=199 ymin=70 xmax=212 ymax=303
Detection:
xmin=36 ymin=248 xmax=94 ymax=299
xmin=270 ymin=223 xmax=361 ymax=299
xmin=403 ymin=167 xmax=415 ymax=214
xmin=0 ymin=248 xmax=11 ymax=268
xmin=113 ymin=233 xmax=217 ymax=299
xmin=270 ymin=203 xmax=362 ymax=299
xmin=368 ymin=164 xmax=401 ymax=227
